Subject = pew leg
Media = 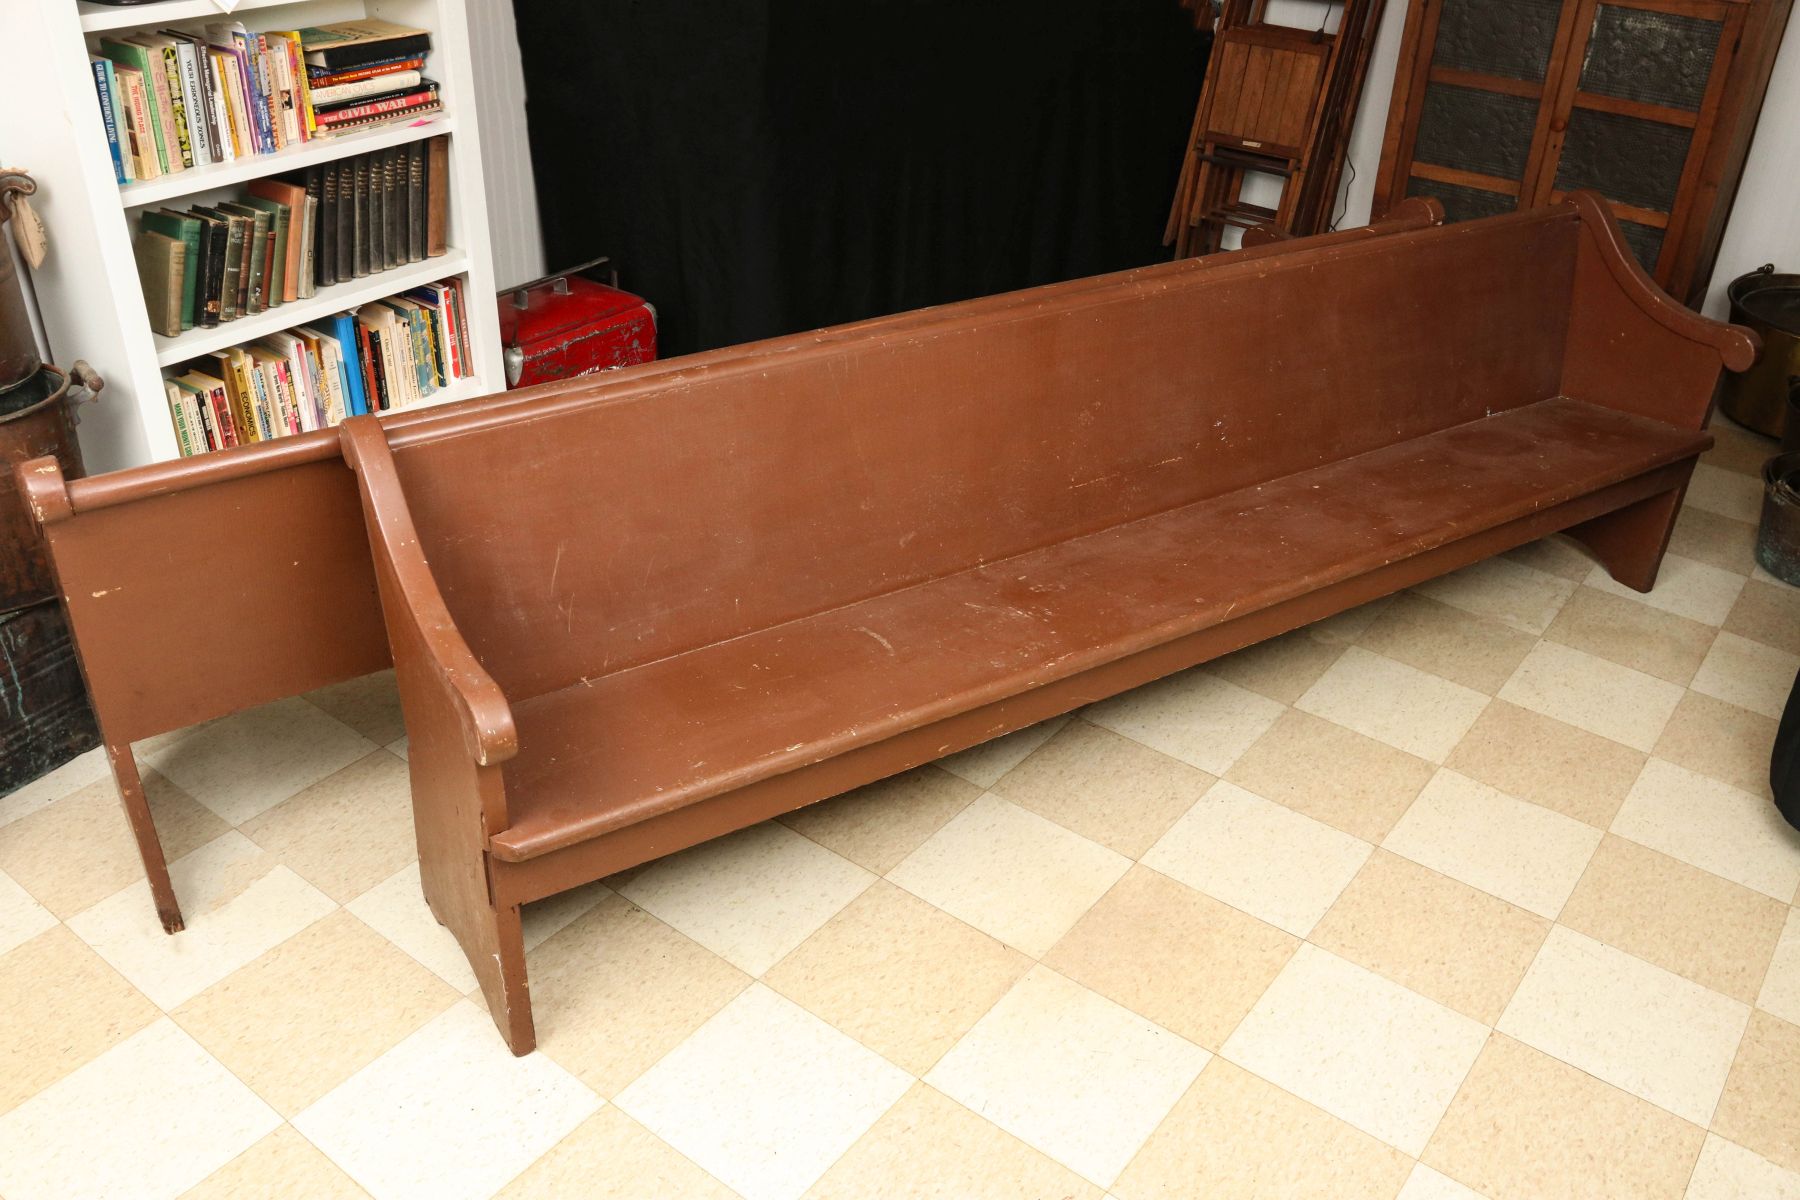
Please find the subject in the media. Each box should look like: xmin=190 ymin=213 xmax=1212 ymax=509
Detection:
xmin=106 ymin=740 xmax=185 ymax=934
xmin=1566 ymin=482 xmax=1689 ymax=594
xmin=418 ymin=852 xmax=536 ymax=1056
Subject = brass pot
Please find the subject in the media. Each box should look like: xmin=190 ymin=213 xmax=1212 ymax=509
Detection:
xmin=1720 ymin=264 xmax=1800 ymax=438
xmin=0 ymin=171 xmax=43 ymax=397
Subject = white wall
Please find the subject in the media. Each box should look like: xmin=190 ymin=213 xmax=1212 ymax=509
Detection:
xmin=465 ymin=0 xmax=546 ymax=288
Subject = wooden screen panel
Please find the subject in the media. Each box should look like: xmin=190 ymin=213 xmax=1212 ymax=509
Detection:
xmin=1205 ymin=30 xmax=1329 ymax=153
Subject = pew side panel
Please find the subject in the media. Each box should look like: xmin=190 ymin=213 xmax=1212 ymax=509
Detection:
xmin=338 ymin=415 xmax=533 ymax=1055
xmin=1558 ymin=190 xmax=1761 ymax=589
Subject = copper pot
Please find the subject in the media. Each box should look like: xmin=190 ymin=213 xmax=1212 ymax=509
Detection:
xmin=1720 ymin=264 xmax=1800 ymax=439
xmin=1 ymin=362 xmax=101 ymax=614
xmin=0 ymin=171 xmax=43 ymax=396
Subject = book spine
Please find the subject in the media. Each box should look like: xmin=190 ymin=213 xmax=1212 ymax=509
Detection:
xmin=160 ymin=47 xmax=195 ymax=170
xmin=91 ymin=62 xmax=127 ymax=185
xmin=234 ymin=35 xmax=274 ymax=153
xmin=196 ymin=45 xmax=230 ymax=163
xmin=166 ymin=385 xmax=196 ymax=456
xmin=314 ymin=86 xmax=440 ymax=127
xmin=310 ymin=71 xmax=423 ymax=106
xmin=172 ymin=42 xmax=212 ymax=165
xmin=139 ymin=48 xmax=178 ymax=173
xmin=426 ymin=135 xmax=449 ymax=257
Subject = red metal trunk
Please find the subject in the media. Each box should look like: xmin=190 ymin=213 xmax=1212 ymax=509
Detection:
xmin=499 ymin=273 xmax=657 ymax=389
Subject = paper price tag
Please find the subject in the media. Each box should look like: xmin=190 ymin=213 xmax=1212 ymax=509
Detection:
xmin=11 ymin=193 xmax=46 ymax=270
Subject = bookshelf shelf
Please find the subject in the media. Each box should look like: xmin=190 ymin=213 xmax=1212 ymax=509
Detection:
xmin=7 ymin=0 xmax=505 ymax=469
xmin=123 ymin=115 xmax=457 ymax=210
xmin=154 ymin=250 xmax=471 ymax=365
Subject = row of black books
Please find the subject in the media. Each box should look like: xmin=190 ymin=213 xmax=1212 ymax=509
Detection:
xmin=135 ymin=135 xmax=450 ymax=337
xmin=163 ymin=278 xmax=477 ymax=456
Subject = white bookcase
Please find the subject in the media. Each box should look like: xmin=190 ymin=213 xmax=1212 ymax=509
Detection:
xmin=1 ymin=0 xmax=504 ymax=472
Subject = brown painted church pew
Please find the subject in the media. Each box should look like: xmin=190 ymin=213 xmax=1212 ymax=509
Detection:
xmin=18 ymin=198 xmax=1449 ymax=935
xmin=329 ymin=191 xmax=1753 ymax=1053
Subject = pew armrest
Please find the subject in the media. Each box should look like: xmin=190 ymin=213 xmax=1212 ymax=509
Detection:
xmin=338 ymin=416 xmax=518 ymax=768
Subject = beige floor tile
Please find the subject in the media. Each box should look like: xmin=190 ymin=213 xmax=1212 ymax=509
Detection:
xmin=1361 ymin=592 xmax=1537 ymax=693
xmin=0 ymin=1018 xmax=279 ymax=1200
xmin=172 ymin=910 xmax=458 ymax=1116
xmin=1688 ymin=463 xmax=1765 ymax=524
xmin=531 ymin=892 xmax=750 ymax=1096
xmin=1712 ymin=1010 xmax=1800 ymax=1175
xmin=620 ymin=821 xmax=874 ymax=976
xmin=0 ymin=769 xmax=228 ymax=919
xmin=1383 ymin=769 xmax=1602 ymax=919
xmin=294 ymin=1001 xmax=599 ymax=1200
xmin=991 ymin=720 xmax=1213 ymax=857
xmin=1414 ymin=556 xmax=1577 ymax=634
xmin=1558 ymin=835 xmax=1788 ymax=1003
xmin=937 ymin=718 xmax=1070 ymax=788
xmin=0 ymin=865 xmax=55 ymax=958
xmin=1724 ymin=578 xmax=1800 ymax=657
xmin=182 ymin=1124 xmax=370 ymax=1200
xmin=1113 ymin=1058 xmax=1411 ymax=1200
xmin=240 ymin=750 xmax=417 ymax=903
xmin=1203 ymin=629 xmax=1346 ymax=704
xmin=1671 ymin=504 xmax=1760 ymax=577
xmin=1703 ymin=416 xmax=1777 ymax=476
xmin=1311 ymin=850 xmax=1550 ymax=1024
xmin=1505 ymin=534 xmax=1599 ymax=582
xmin=1496 ymin=926 xmax=1749 ymax=1125
xmin=68 ymin=832 xmax=337 ymax=1010
xmin=1142 ymin=780 xmax=1371 ymax=936
xmin=779 ymin=765 xmax=979 ymax=874
xmin=0 ymin=745 xmax=108 ymax=830
xmin=807 ymin=1083 xmax=1103 ymax=1200
xmin=1227 ymin=709 xmax=1435 ymax=843
xmin=889 ymin=792 xmax=1128 ymax=957
xmin=495 ymin=1107 xmax=736 ymax=1200
xmin=1498 ymin=641 xmax=1684 ymax=752
xmin=617 ymin=983 xmax=910 ymax=1200
xmin=1221 ymin=944 xmax=1487 ymax=1155
xmin=1086 ymin=667 xmax=1284 ymax=776
xmin=1396 ymin=1163 xmax=1485 ymax=1200
xmin=1654 ymin=691 xmax=1778 ymax=797
xmin=1612 ymin=759 xmax=1800 ymax=901
xmin=926 ymin=965 xmax=1209 ymax=1188
xmin=140 ymin=697 xmax=378 ymax=825
xmin=1692 ymin=631 xmax=1800 ymax=719
xmin=1045 ymin=865 xmax=1297 ymax=1049
xmin=1546 ymin=585 xmax=1718 ymax=685
xmin=346 ymin=861 xmax=479 ymax=990
xmin=0 ymin=925 xmax=157 ymax=1116
xmin=766 ymin=880 xmax=1029 ymax=1074
xmin=1422 ymin=1032 xmax=1705 ymax=1200
xmin=1304 ymin=595 xmax=1393 ymax=644
xmin=1686 ymin=1134 xmax=1800 ymax=1200
xmin=1446 ymin=700 xmax=1646 ymax=827
xmin=1585 ymin=554 xmax=1745 ymax=627
xmin=303 ymin=669 xmax=406 ymax=746
xmin=1297 ymin=646 xmax=1490 ymax=762
xmin=1761 ymin=908 xmax=1800 ymax=1026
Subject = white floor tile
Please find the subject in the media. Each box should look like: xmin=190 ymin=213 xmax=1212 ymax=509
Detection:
xmin=67 ymin=832 xmax=336 ymax=1009
xmin=1685 ymin=1134 xmax=1800 ymax=1200
xmin=1496 ymin=926 xmax=1749 ymax=1126
xmin=1221 ymin=944 xmax=1488 ymax=1156
xmin=1296 ymin=647 xmax=1489 ymax=762
xmin=889 ymin=793 xmax=1128 ymax=956
xmin=294 ymin=1001 xmax=599 ymax=1200
xmin=616 ymin=984 xmax=909 ymax=1200
xmin=925 ymin=965 xmax=1210 ymax=1187
xmin=1612 ymin=759 xmax=1800 ymax=902
xmin=0 ymin=746 xmax=110 ymax=829
xmin=1397 ymin=1162 xmax=1486 ymax=1200
xmin=1414 ymin=557 xmax=1577 ymax=634
xmin=1383 ymin=769 xmax=1603 ymax=919
xmin=1754 ymin=907 xmax=1800 ymax=1026
xmin=1691 ymin=632 xmax=1800 ymax=720
xmin=0 ymin=864 xmax=56 ymax=958
xmin=1086 ymin=669 xmax=1284 ymax=775
xmin=1497 ymin=641 xmax=1683 ymax=752
xmin=621 ymin=822 xmax=874 ymax=976
xmin=1141 ymin=780 xmax=1371 ymax=936
xmin=0 ymin=1019 xmax=278 ymax=1200
xmin=1584 ymin=554 xmax=1745 ymax=626
xmin=938 ymin=718 xmax=1069 ymax=787
xmin=140 ymin=698 xmax=378 ymax=825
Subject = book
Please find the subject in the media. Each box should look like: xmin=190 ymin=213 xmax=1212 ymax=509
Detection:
xmin=406 ymin=141 xmax=426 ymax=263
xmin=139 ymin=210 xmax=200 ymax=330
xmin=99 ymin=41 xmax=174 ymax=174
xmin=325 ymin=312 xmax=370 ymax=415
xmin=313 ymin=82 xmax=440 ymax=129
xmin=427 ymin=134 xmax=449 ymax=257
xmin=113 ymin=66 xmax=157 ymax=181
xmin=134 ymin=231 xmax=185 ymax=337
xmin=240 ymin=194 xmax=291 ymax=306
xmin=165 ymin=36 xmax=213 ymax=166
xmin=90 ymin=59 xmax=128 ymax=186
xmin=299 ymin=21 xmax=431 ymax=72
xmin=383 ymin=147 xmax=402 ymax=271
xmin=307 ymin=56 xmax=426 ymax=87
xmin=216 ymin=203 xmax=270 ymax=314
xmin=309 ymin=71 xmax=422 ymax=107
xmin=299 ymin=195 xmax=319 ymax=300
xmin=135 ymin=38 xmax=195 ymax=170
xmin=247 ymin=179 xmax=308 ymax=302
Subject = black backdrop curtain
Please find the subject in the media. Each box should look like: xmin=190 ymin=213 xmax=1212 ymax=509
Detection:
xmin=513 ymin=1 xmax=1211 ymax=357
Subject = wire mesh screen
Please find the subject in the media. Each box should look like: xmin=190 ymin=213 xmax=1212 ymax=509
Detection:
xmin=1405 ymin=176 xmax=1518 ymax=223
xmin=1554 ymin=108 xmax=1692 ymax=213
xmin=1430 ymin=0 xmax=1564 ymax=82
xmin=1580 ymin=6 xmax=1723 ymax=112
xmin=1413 ymin=84 xmax=1541 ymax=181
xmin=1617 ymin=219 xmax=1667 ymax=273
